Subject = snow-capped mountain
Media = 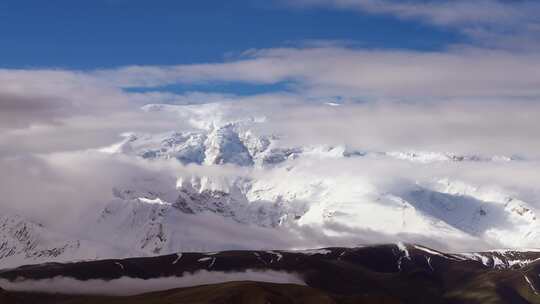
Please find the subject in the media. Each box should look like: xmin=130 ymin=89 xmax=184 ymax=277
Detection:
xmin=0 ymin=214 xmax=80 ymax=266
xmin=100 ymin=121 xmax=522 ymax=168
xmin=0 ymin=214 xmax=131 ymax=268
xmin=99 ymin=124 xmax=299 ymax=168
xmin=0 ymin=102 xmax=538 ymax=268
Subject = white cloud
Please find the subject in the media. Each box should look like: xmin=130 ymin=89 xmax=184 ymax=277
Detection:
xmin=0 ymin=69 xmax=129 ymax=130
xmin=259 ymin=99 xmax=540 ymax=157
xmin=2 ymin=46 xmax=539 ymax=144
xmin=281 ymin=0 xmax=540 ymax=49
xmin=83 ymin=47 xmax=540 ymax=100
xmin=0 ymin=270 xmax=305 ymax=296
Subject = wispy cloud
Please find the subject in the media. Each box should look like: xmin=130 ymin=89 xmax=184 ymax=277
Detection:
xmin=1 ymin=47 xmax=540 ymax=156
xmin=90 ymin=47 xmax=540 ymax=99
xmin=281 ymin=0 xmax=540 ymax=50
xmin=285 ymin=0 xmax=536 ymax=26
xmin=2 ymin=43 xmax=538 ymax=137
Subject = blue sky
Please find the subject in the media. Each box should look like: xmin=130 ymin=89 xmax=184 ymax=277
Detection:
xmin=0 ymin=0 xmax=463 ymax=69
xmin=0 ymin=1 xmax=539 ymax=104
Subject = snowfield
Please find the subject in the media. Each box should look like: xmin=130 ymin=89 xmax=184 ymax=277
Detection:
xmin=0 ymin=102 xmax=539 ymax=268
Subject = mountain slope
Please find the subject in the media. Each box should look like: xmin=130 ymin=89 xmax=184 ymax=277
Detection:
xmin=0 ymin=281 xmax=398 ymax=304
xmin=1 ymin=244 xmax=539 ymax=304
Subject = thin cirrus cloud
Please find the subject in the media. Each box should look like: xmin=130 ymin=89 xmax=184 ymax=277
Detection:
xmin=283 ymin=0 xmax=537 ymax=26
xmin=281 ymin=0 xmax=540 ymax=49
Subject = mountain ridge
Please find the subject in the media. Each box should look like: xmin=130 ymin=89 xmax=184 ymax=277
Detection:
xmin=1 ymin=244 xmax=539 ymax=303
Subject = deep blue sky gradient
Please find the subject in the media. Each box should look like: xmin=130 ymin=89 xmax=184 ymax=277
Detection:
xmin=0 ymin=0 xmax=463 ymax=69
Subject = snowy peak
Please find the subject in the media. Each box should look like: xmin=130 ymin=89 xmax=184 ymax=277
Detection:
xmin=0 ymin=214 xmax=84 ymax=268
xmin=97 ymin=198 xmax=172 ymax=255
xmin=135 ymin=103 xmax=523 ymax=165
xmin=100 ymin=123 xmax=291 ymax=167
xmin=203 ymin=124 xmax=254 ymax=166
xmin=101 ymin=131 xmax=521 ymax=168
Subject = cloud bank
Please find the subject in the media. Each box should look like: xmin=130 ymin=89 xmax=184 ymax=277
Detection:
xmin=0 ymin=270 xmax=305 ymax=296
